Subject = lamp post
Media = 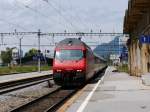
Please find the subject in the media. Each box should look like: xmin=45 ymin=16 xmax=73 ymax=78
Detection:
xmin=38 ymin=29 xmax=41 ymax=73
xmin=19 ymin=36 xmax=23 ymax=66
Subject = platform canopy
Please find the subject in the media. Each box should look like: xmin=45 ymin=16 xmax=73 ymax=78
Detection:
xmin=124 ymin=0 xmax=150 ymax=33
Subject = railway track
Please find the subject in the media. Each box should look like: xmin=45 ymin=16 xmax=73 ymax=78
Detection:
xmin=0 ymin=74 xmax=53 ymax=95
xmin=7 ymin=69 xmax=106 ymax=112
xmin=10 ymin=87 xmax=78 ymax=112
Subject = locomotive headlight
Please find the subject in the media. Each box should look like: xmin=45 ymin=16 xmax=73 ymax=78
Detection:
xmin=56 ymin=70 xmax=62 ymax=72
xmin=77 ymin=70 xmax=82 ymax=72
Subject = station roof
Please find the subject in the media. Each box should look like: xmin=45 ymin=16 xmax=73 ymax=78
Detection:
xmin=123 ymin=0 xmax=150 ymax=33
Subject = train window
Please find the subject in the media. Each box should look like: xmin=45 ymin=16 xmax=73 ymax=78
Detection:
xmin=55 ymin=50 xmax=83 ymax=60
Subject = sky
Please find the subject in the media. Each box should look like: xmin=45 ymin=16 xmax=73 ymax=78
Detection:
xmin=0 ymin=0 xmax=128 ymax=32
xmin=0 ymin=0 xmax=128 ymax=53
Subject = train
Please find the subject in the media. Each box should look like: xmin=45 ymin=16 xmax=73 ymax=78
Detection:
xmin=53 ymin=38 xmax=107 ymax=86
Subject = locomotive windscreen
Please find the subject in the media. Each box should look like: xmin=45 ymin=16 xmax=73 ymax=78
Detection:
xmin=55 ymin=50 xmax=83 ymax=60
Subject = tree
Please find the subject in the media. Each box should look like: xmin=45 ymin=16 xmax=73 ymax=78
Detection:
xmin=25 ymin=48 xmax=38 ymax=57
xmin=1 ymin=47 xmax=13 ymax=65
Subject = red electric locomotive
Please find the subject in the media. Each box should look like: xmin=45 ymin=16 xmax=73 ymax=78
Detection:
xmin=53 ymin=38 xmax=107 ymax=86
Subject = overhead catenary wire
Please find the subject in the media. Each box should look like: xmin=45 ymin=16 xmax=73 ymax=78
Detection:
xmin=0 ymin=1 xmax=33 ymax=31
xmin=15 ymin=0 xmax=52 ymax=26
xmin=7 ymin=0 xmax=99 ymax=33
xmin=42 ymin=0 xmax=80 ymax=32
xmin=42 ymin=0 xmax=101 ymax=31
xmin=0 ymin=43 xmax=126 ymax=47
xmin=53 ymin=0 xmax=100 ymax=31
xmin=0 ymin=18 xmax=28 ymax=31
xmin=65 ymin=0 xmax=100 ymax=31
xmin=0 ymin=32 xmax=127 ymax=57
xmin=67 ymin=0 xmax=90 ymax=29
xmin=49 ymin=0 xmax=88 ymax=30
xmin=15 ymin=0 xmax=70 ymax=31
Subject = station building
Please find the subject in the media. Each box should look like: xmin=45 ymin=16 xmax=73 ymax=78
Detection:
xmin=124 ymin=0 xmax=150 ymax=76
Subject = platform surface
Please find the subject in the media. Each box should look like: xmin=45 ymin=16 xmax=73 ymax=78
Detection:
xmin=66 ymin=67 xmax=150 ymax=112
xmin=0 ymin=70 xmax=52 ymax=84
xmin=142 ymin=73 xmax=150 ymax=86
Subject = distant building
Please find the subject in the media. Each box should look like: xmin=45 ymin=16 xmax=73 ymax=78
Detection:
xmin=110 ymin=54 xmax=120 ymax=65
xmin=12 ymin=48 xmax=19 ymax=65
xmin=43 ymin=50 xmax=53 ymax=58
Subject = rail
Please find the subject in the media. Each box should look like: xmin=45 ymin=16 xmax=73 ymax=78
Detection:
xmin=0 ymin=74 xmax=53 ymax=95
xmin=10 ymin=87 xmax=79 ymax=112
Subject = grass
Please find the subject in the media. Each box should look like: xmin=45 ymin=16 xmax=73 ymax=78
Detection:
xmin=0 ymin=65 xmax=52 ymax=75
xmin=116 ymin=64 xmax=128 ymax=73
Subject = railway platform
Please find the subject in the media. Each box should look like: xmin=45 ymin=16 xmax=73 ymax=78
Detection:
xmin=64 ymin=67 xmax=150 ymax=112
xmin=0 ymin=70 xmax=52 ymax=84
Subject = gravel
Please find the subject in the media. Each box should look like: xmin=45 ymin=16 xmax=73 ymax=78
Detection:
xmin=0 ymin=81 xmax=59 ymax=112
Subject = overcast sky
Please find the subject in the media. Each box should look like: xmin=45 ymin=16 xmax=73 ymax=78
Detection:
xmin=0 ymin=0 xmax=128 ymax=53
xmin=0 ymin=0 xmax=128 ymax=32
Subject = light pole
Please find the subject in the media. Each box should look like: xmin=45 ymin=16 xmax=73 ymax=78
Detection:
xmin=19 ymin=36 xmax=23 ymax=66
xmin=90 ymin=29 xmax=93 ymax=38
xmin=38 ymin=29 xmax=41 ymax=73
xmin=15 ymin=29 xmax=23 ymax=66
xmin=99 ymin=29 xmax=101 ymax=44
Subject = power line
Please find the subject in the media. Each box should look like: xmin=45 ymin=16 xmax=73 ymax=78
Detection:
xmin=0 ymin=32 xmax=128 ymax=49
xmin=67 ymin=0 xmax=90 ymax=29
xmin=15 ymin=0 xmax=67 ymax=30
xmin=50 ymin=0 xmax=88 ymax=30
xmin=12 ymin=0 xmax=72 ymax=32
xmin=0 ymin=31 xmax=128 ymax=47
xmin=44 ymin=32 xmax=128 ymax=37
xmin=66 ymin=0 xmax=100 ymax=31
xmin=0 ymin=18 xmax=28 ymax=31
xmin=0 ymin=31 xmax=128 ymax=36
xmin=42 ymin=0 xmax=79 ymax=32
xmin=15 ymin=1 xmax=50 ymax=21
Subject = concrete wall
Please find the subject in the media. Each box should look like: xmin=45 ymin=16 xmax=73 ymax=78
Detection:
xmin=124 ymin=1 xmax=150 ymax=76
xmin=128 ymin=38 xmax=150 ymax=76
